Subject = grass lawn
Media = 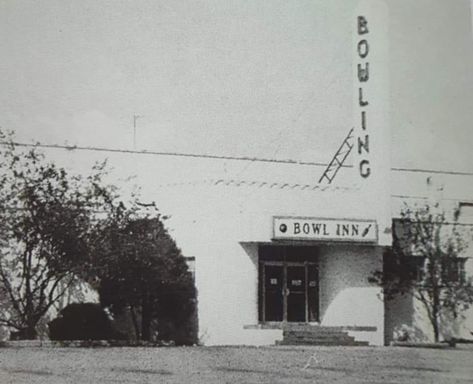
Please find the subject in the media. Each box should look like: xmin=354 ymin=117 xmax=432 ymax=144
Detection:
xmin=0 ymin=345 xmax=472 ymax=384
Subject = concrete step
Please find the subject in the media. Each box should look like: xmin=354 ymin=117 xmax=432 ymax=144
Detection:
xmin=283 ymin=330 xmax=353 ymax=337
xmin=285 ymin=336 xmax=356 ymax=343
xmin=279 ymin=325 xmax=369 ymax=347
xmin=284 ymin=338 xmax=355 ymax=344
xmin=283 ymin=325 xmax=345 ymax=332
xmin=284 ymin=330 xmax=354 ymax=337
xmin=277 ymin=339 xmax=369 ymax=346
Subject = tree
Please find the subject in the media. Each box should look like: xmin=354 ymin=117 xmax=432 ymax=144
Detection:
xmin=371 ymin=203 xmax=473 ymax=342
xmin=0 ymin=131 xmax=196 ymax=342
xmin=0 ymin=131 xmax=115 ymax=339
xmin=95 ymin=213 xmax=197 ymax=343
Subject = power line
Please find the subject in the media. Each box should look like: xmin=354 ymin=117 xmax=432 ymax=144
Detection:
xmin=1 ymin=141 xmax=473 ymax=177
xmin=0 ymin=141 xmax=334 ymax=167
xmin=390 ymin=167 xmax=473 ymax=177
xmin=391 ymin=194 xmax=473 ymax=202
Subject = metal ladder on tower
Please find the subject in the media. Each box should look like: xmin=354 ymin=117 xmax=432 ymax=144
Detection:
xmin=318 ymin=128 xmax=354 ymax=184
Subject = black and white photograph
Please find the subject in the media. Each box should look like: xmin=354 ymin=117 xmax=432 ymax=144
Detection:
xmin=0 ymin=0 xmax=472 ymax=383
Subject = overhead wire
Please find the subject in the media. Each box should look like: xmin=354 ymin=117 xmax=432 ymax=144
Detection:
xmin=1 ymin=141 xmax=473 ymax=177
xmin=0 ymin=141 xmax=333 ymax=168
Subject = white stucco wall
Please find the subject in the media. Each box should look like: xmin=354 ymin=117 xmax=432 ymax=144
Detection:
xmin=154 ymin=181 xmax=388 ymax=345
xmin=318 ymin=245 xmax=384 ymax=345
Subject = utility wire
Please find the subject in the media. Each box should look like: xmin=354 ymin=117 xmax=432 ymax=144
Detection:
xmin=1 ymin=141 xmax=473 ymax=177
xmin=0 ymin=141 xmax=337 ymax=168
xmin=390 ymin=167 xmax=473 ymax=177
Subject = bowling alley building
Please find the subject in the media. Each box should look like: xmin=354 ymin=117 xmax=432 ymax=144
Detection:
xmin=15 ymin=1 xmax=473 ymax=347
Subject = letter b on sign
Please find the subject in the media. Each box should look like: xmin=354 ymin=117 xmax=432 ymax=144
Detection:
xmin=358 ymin=16 xmax=369 ymax=34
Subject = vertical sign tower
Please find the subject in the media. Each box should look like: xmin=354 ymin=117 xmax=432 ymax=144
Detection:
xmin=353 ymin=0 xmax=391 ymax=245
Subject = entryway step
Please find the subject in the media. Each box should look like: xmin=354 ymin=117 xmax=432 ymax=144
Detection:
xmin=284 ymin=324 xmax=344 ymax=331
xmin=283 ymin=330 xmax=352 ymax=337
xmin=278 ymin=325 xmax=369 ymax=347
xmin=277 ymin=339 xmax=369 ymax=346
xmin=284 ymin=335 xmax=356 ymax=343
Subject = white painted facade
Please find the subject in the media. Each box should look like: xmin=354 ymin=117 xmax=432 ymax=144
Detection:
xmin=24 ymin=142 xmax=468 ymax=347
xmin=153 ymin=165 xmax=473 ymax=346
xmin=157 ymin=180 xmax=389 ymax=346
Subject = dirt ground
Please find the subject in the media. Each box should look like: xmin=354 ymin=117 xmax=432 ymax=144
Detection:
xmin=0 ymin=345 xmax=472 ymax=384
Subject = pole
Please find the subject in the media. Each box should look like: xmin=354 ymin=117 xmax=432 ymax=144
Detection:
xmin=133 ymin=114 xmax=142 ymax=150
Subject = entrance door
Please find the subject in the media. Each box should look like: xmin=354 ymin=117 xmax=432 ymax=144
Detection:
xmin=263 ymin=265 xmax=284 ymax=322
xmin=286 ymin=266 xmax=306 ymax=322
xmin=307 ymin=264 xmax=319 ymax=322
xmin=261 ymin=263 xmax=319 ymax=323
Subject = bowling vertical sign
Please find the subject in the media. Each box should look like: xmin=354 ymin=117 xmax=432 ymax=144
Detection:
xmin=353 ymin=0 xmax=391 ymax=245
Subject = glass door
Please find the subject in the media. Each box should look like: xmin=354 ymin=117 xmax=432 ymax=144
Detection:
xmin=261 ymin=262 xmax=319 ymax=323
xmin=286 ymin=265 xmax=306 ymax=322
xmin=263 ymin=264 xmax=284 ymax=322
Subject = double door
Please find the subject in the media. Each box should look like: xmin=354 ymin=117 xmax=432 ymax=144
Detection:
xmin=261 ymin=262 xmax=319 ymax=323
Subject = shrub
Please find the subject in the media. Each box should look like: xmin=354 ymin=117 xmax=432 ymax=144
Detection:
xmin=48 ymin=303 xmax=125 ymax=341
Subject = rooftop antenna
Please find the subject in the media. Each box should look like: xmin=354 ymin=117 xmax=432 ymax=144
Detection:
xmin=318 ymin=128 xmax=354 ymax=184
xmin=133 ymin=114 xmax=143 ymax=150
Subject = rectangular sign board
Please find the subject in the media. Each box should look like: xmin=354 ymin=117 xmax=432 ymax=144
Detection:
xmin=273 ymin=217 xmax=378 ymax=243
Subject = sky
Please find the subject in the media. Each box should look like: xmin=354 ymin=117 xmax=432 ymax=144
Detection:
xmin=0 ymin=0 xmax=472 ymax=174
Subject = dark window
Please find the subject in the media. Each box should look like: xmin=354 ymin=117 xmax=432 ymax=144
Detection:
xmin=401 ymin=256 xmax=426 ymax=282
xmin=441 ymin=258 xmax=466 ymax=284
xmin=395 ymin=256 xmax=466 ymax=286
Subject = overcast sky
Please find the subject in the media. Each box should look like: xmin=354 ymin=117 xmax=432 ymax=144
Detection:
xmin=0 ymin=0 xmax=472 ymax=173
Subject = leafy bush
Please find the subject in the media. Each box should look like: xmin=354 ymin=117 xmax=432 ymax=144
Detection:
xmin=48 ymin=303 xmax=125 ymax=341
